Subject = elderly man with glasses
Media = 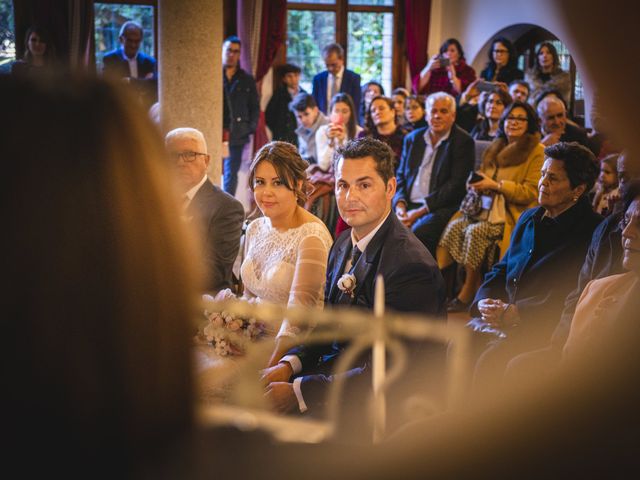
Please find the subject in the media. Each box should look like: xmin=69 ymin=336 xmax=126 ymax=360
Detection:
xmin=166 ymin=127 xmax=245 ymax=294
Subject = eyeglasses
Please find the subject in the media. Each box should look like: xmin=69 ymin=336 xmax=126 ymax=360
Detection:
xmin=505 ymin=116 xmax=528 ymax=123
xmin=493 ymin=49 xmax=509 ymax=54
xmin=169 ymin=151 xmax=207 ymax=163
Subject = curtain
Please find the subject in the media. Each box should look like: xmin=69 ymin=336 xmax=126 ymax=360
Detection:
xmin=405 ymin=0 xmax=431 ymax=93
xmin=237 ymin=0 xmax=287 ymax=153
xmin=68 ymin=0 xmax=95 ymax=72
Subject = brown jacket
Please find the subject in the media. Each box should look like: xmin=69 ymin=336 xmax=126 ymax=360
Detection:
xmin=481 ymin=132 xmax=544 ymax=256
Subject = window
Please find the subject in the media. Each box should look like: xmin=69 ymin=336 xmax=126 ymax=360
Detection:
xmin=286 ymin=10 xmax=336 ymax=92
xmin=0 ymin=0 xmax=15 ymax=73
xmin=285 ymin=0 xmax=399 ymax=96
xmin=94 ymin=2 xmax=155 ymax=71
xmin=347 ymin=11 xmax=393 ymax=94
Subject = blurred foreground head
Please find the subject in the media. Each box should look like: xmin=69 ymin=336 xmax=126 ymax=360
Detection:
xmin=0 ymin=75 xmax=201 ymax=472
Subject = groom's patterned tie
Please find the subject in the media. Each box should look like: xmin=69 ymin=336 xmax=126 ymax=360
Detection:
xmin=350 ymin=245 xmax=362 ymax=270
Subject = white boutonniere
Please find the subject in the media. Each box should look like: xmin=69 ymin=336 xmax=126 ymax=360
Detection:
xmin=337 ymin=273 xmax=357 ymax=298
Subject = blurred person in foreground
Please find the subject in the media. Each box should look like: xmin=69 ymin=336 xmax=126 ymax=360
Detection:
xmin=0 ymin=74 xmax=200 ymax=475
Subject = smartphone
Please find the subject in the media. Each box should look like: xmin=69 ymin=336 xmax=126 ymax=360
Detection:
xmin=438 ymin=56 xmax=451 ymax=68
xmin=476 ymin=80 xmax=497 ymax=93
xmin=468 ymin=171 xmax=484 ymax=184
xmin=330 ymin=112 xmax=345 ymax=125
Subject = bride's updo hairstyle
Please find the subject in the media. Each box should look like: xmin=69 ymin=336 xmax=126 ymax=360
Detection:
xmin=248 ymin=141 xmax=311 ymax=206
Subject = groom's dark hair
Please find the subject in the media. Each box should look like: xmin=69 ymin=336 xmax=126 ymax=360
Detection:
xmin=334 ymin=137 xmax=395 ymax=184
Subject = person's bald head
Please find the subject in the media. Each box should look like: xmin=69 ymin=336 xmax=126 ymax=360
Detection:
xmin=537 ymin=96 xmax=567 ymax=135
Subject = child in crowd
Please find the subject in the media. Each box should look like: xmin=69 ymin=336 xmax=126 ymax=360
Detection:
xmin=289 ymin=92 xmax=328 ymax=165
xmin=592 ymin=154 xmax=619 ymax=216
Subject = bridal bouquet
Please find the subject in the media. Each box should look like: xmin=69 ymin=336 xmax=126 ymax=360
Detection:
xmin=198 ymin=291 xmax=267 ymax=356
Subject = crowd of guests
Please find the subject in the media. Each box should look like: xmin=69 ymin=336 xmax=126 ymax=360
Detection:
xmin=6 ymin=24 xmax=637 ymax=473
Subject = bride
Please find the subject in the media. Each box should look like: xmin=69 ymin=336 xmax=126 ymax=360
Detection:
xmin=218 ymin=141 xmax=333 ymax=366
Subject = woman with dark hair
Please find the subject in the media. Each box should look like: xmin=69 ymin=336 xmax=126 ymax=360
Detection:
xmin=418 ymin=38 xmax=477 ymax=96
xmin=310 ymin=93 xmax=363 ymax=233
xmin=439 ymin=101 xmax=544 ymax=311
xmin=392 ymin=87 xmax=410 ymax=127
xmin=11 ymin=25 xmax=57 ymax=76
xmin=315 ymin=93 xmax=362 ymax=172
xmin=470 ymin=88 xmax=513 ymax=141
xmin=358 ymin=95 xmax=406 ymax=171
xmin=358 ymin=81 xmax=384 ymax=126
xmin=231 ymin=141 xmax=333 ymax=365
xmin=525 ymin=42 xmax=572 ymax=108
xmin=480 ymin=37 xmax=524 ymax=85
xmin=467 ymin=141 xmax=601 ymax=391
xmin=404 ymin=95 xmax=428 ymax=131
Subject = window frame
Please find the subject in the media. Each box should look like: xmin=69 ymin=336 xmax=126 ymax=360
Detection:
xmin=276 ymin=1 xmax=405 ymax=94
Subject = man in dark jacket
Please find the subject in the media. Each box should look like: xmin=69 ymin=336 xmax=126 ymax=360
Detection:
xmin=265 ymin=63 xmax=304 ymax=146
xmin=222 ymin=36 xmax=260 ymax=196
xmin=312 ymin=43 xmax=361 ymax=115
xmin=393 ymin=92 xmax=475 ymax=256
xmin=102 ymin=21 xmax=157 ymax=108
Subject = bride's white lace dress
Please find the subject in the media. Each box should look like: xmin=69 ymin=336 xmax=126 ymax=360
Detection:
xmin=240 ymin=217 xmax=333 ymax=338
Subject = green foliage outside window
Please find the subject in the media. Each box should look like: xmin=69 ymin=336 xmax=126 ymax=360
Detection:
xmin=0 ymin=0 xmax=16 ymax=72
xmin=286 ymin=10 xmax=336 ymax=92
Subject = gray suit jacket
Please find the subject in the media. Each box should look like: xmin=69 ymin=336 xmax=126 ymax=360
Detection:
xmin=187 ymin=179 xmax=244 ymax=293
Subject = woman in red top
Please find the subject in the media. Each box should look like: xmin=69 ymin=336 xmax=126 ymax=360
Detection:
xmin=417 ymin=38 xmax=476 ymax=97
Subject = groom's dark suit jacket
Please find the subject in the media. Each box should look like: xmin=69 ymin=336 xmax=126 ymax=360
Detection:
xmin=289 ymin=212 xmax=446 ymax=414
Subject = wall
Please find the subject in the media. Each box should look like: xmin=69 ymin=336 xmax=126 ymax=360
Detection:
xmin=428 ymin=0 xmax=594 ymax=126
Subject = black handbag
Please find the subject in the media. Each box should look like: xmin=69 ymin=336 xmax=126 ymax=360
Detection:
xmin=460 ymin=170 xmax=497 ymax=221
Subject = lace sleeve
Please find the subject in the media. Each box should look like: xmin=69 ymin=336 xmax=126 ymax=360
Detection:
xmin=277 ymin=232 xmax=330 ymax=338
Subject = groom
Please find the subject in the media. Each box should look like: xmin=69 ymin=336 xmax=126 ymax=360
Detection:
xmin=263 ymin=137 xmax=446 ymax=423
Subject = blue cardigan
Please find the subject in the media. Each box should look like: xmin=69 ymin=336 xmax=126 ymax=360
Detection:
xmin=471 ymin=197 xmax=602 ymax=344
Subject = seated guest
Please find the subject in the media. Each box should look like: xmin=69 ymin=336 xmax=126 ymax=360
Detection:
xmin=505 ymin=151 xmax=638 ymax=378
xmin=316 ymin=93 xmax=363 ymax=172
xmin=312 ymin=43 xmax=361 ymax=115
xmin=309 ymin=93 xmax=362 ymax=233
xmin=479 ymin=37 xmax=524 ymax=85
xmin=417 ymin=38 xmax=476 ymax=97
xmin=470 ymin=88 xmax=513 ymax=141
xmin=394 ymin=92 xmax=475 ymax=256
xmin=290 ymin=92 xmax=328 ymax=165
xmin=456 ymin=80 xmax=511 ymax=134
xmin=467 ymin=142 xmax=600 ymax=394
xmin=392 ymin=87 xmax=410 ymax=127
xmin=102 ymin=21 xmax=157 ymax=107
xmin=438 ymin=101 xmax=544 ymax=312
xmin=525 ymin=42 xmax=572 ymax=109
xmin=537 ymin=95 xmax=594 ymax=153
xmin=404 ymin=95 xmax=428 ymax=132
xmin=265 ymin=63 xmax=304 ymax=146
xmin=11 ymin=25 xmax=57 ymax=76
xmin=508 ymin=79 xmax=531 ymax=104
xmin=165 ymin=128 xmax=245 ymax=294
xmin=592 ymin=153 xmax=620 ymax=216
xmin=359 ymin=80 xmax=384 ymax=126
xmin=262 ymin=138 xmax=445 ymax=432
xmin=563 ymin=180 xmax=640 ymax=360
xmin=358 ymin=95 xmax=407 ymax=171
